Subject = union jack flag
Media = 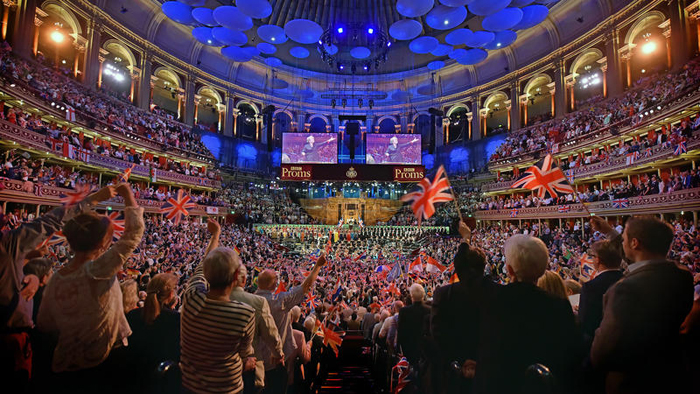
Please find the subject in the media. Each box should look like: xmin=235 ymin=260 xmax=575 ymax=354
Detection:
xmin=558 ymin=205 xmax=570 ymax=213
xmin=358 ymin=218 xmax=364 ymax=228
xmin=38 ymin=231 xmax=67 ymax=249
xmin=394 ymin=357 xmax=411 ymax=393
xmin=400 ymin=165 xmax=453 ymax=225
xmin=383 ymin=282 xmax=401 ymax=297
xmin=59 ymin=183 xmax=92 ymax=207
xmin=625 ymin=151 xmax=640 ymax=166
xmin=274 ymin=281 xmax=287 ymax=295
xmin=305 ymin=292 xmax=318 ymax=309
xmin=386 ymin=261 xmax=403 ymax=281
xmin=510 ymin=208 xmax=518 ymax=218
xmin=611 ymin=198 xmax=629 ymax=208
xmin=118 ymin=163 xmax=135 ymax=183
xmin=159 ymin=189 xmax=196 ymax=224
xmin=565 ymin=169 xmax=575 ymax=184
xmin=320 ymin=322 xmax=345 ymax=357
xmin=580 ymin=253 xmax=597 ymax=282
xmin=337 ymin=218 xmax=344 ymax=228
xmin=644 ymin=147 xmax=653 ymax=157
xmin=674 ymin=141 xmax=687 ymax=156
xmin=511 ymin=154 xmax=573 ymax=199
xmin=106 ymin=211 xmax=125 ymax=241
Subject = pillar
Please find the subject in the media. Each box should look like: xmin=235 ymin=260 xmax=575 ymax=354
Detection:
xmin=83 ymin=18 xmax=102 ymax=89
xmin=509 ymin=81 xmax=520 ymax=131
xmin=553 ymin=59 xmax=566 ymax=118
xmin=470 ymin=98 xmax=481 ymax=141
xmin=668 ymin=0 xmax=691 ymax=71
xmin=232 ymin=108 xmax=240 ymax=137
xmin=137 ymin=54 xmax=152 ymax=110
xmin=11 ymin=0 xmax=37 ymax=58
xmin=223 ymin=92 xmax=234 ymax=137
xmin=31 ymin=11 xmax=43 ymax=56
xmin=604 ymin=29 xmax=623 ymax=97
xmin=128 ymin=70 xmax=138 ymax=103
xmin=1 ymin=2 xmax=10 ymax=40
xmin=96 ymin=55 xmax=104 ymax=88
xmin=184 ymin=77 xmax=195 ymax=126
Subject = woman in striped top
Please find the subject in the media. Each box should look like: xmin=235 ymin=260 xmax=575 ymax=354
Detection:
xmin=181 ymin=219 xmax=256 ymax=394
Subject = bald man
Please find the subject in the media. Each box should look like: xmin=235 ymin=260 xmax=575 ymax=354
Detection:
xmin=255 ymin=254 xmax=327 ymax=393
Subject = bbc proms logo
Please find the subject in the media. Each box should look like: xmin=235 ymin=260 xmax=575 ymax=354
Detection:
xmin=393 ymin=167 xmax=425 ymax=181
xmin=281 ymin=165 xmax=312 ymax=180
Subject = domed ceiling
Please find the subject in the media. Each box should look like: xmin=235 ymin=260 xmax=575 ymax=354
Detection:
xmin=160 ymin=0 xmax=556 ymax=75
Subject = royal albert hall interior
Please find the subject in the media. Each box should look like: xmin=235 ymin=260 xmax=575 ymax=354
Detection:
xmin=0 ymin=0 xmax=699 ymax=393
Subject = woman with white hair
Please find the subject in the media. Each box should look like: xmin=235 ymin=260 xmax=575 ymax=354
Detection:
xmin=474 ymin=234 xmax=581 ymax=394
xmin=180 ymin=219 xmax=256 ymax=394
xmin=383 ymin=135 xmax=419 ymax=163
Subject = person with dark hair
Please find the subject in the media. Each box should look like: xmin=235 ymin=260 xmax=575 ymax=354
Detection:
xmin=591 ymin=216 xmax=694 ymax=394
xmin=22 ymin=258 xmax=52 ymax=323
xmin=0 ymin=185 xmax=115 ymax=389
xmin=124 ymin=273 xmax=180 ymax=393
xmin=430 ymin=221 xmax=497 ymax=394
xmin=37 ymin=183 xmax=144 ymax=392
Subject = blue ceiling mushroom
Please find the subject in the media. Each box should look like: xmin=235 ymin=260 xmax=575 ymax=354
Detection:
xmin=212 ymin=6 xmax=253 ymax=31
xmin=221 ymin=46 xmax=257 ymax=62
xmin=212 ymin=27 xmax=248 ymax=46
xmin=191 ymin=7 xmax=217 ymax=26
xmin=396 ymin=0 xmax=435 ymax=18
xmin=427 ymin=60 xmax=446 ymax=70
xmin=482 ymin=8 xmax=524 ymax=32
xmin=284 ymin=19 xmax=324 ymax=44
xmin=426 ymin=5 xmax=468 ymax=30
xmin=257 ymin=42 xmax=277 ymax=55
xmin=467 ymin=0 xmax=511 ymax=16
xmin=445 ymin=28 xmax=473 ymax=46
xmin=178 ymin=0 xmax=205 ymax=6
xmin=289 ymin=46 xmax=311 ymax=59
xmin=350 ymin=46 xmax=371 ymax=59
xmin=162 ymin=1 xmax=195 ymax=24
xmin=192 ymin=27 xmax=223 ymax=46
xmin=439 ymin=0 xmax=473 ymax=6
xmin=389 ymin=19 xmax=423 ymax=41
xmin=482 ymin=30 xmax=517 ymax=49
xmin=511 ymin=0 xmax=536 ymax=6
xmin=235 ymin=0 xmax=273 ymax=19
xmin=257 ymin=25 xmax=288 ymax=44
xmin=464 ymin=30 xmax=495 ymax=47
xmin=265 ymin=57 xmax=283 ymax=67
xmin=448 ymin=48 xmax=467 ymax=60
xmin=430 ymin=43 xmax=453 ymax=56
xmin=455 ymin=48 xmax=488 ymax=64
xmin=409 ymin=36 xmax=440 ymax=54
xmin=512 ymin=5 xmax=549 ymax=30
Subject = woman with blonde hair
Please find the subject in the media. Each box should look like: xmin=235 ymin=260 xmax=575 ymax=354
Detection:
xmin=124 ymin=273 xmax=181 ymax=393
xmin=537 ymin=270 xmax=569 ymax=300
xmin=37 ymin=183 xmax=144 ymax=392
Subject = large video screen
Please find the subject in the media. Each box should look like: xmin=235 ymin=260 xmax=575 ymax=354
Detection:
xmin=366 ymin=134 xmax=421 ymax=165
xmin=282 ymin=133 xmax=338 ymax=164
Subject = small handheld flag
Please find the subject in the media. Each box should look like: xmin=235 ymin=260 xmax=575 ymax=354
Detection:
xmin=511 ymin=154 xmax=573 ymax=199
xmin=611 ymin=198 xmax=629 ymax=209
xmin=106 ymin=211 xmax=125 ymax=241
xmin=160 ymin=189 xmax=196 ymax=224
xmin=320 ymin=322 xmax=345 ymax=357
xmin=60 ymin=183 xmax=92 ymax=207
xmin=118 ymin=164 xmax=136 ymax=183
xmin=400 ymin=165 xmax=453 ymax=225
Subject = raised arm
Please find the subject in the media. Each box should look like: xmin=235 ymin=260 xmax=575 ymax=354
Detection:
xmin=87 ymin=183 xmax=144 ymax=279
xmin=301 ymin=253 xmax=327 ymax=294
xmin=203 ymin=218 xmax=221 ymax=259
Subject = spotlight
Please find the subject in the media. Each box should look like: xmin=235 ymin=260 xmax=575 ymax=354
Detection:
xmin=50 ymin=30 xmax=64 ymax=43
xmin=367 ymin=27 xmax=374 ymax=34
xmin=387 ymin=42 xmax=391 ymax=47
xmin=337 ymin=27 xmax=344 ymax=34
xmin=641 ymin=41 xmax=656 ymax=54
xmin=338 ymin=63 xmax=344 ymax=71
xmin=363 ymin=65 xmax=368 ymax=71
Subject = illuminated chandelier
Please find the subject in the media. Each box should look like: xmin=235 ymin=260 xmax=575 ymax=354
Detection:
xmin=317 ymin=22 xmax=391 ymax=74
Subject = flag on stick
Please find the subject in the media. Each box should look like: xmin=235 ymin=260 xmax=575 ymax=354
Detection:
xmin=400 ymin=165 xmax=453 ymax=225
xmin=160 ymin=189 xmax=196 ymax=224
xmin=511 ymin=154 xmax=573 ymax=199
xmin=59 ymin=184 xmax=92 ymax=207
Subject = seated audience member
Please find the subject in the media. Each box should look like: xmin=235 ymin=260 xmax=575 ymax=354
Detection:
xmin=431 ymin=221 xmax=496 ymax=394
xmin=180 ymin=219 xmax=256 ymax=394
xmin=578 ymin=230 xmax=624 ymax=346
xmin=475 ymin=234 xmax=581 ymax=394
xmin=591 ymin=216 xmax=694 ymax=394
xmin=37 ymin=183 xmax=144 ymax=393
xmin=124 ymin=273 xmax=180 ymax=393
xmin=229 ymin=264 xmax=284 ymax=394
xmin=537 ymin=270 xmax=568 ymax=300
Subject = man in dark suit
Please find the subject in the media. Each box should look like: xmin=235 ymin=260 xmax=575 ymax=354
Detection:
xmin=579 ymin=236 xmax=624 ymax=346
xmin=591 ymin=216 xmax=694 ymax=394
xmin=431 ymin=222 xmax=497 ymax=394
xmin=474 ymin=234 xmax=582 ymax=394
xmin=397 ymin=283 xmax=430 ymax=365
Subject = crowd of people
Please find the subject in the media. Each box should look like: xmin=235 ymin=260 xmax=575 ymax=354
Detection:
xmin=489 ymin=58 xmax=700 ymax=163
xmin=0 ymin=179 xmax=697 ymax=393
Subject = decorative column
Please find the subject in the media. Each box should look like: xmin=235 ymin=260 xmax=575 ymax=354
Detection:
xmin=598 ymin=58 xmax=608 ymax=97
xmin=604 ymin=29 xmax=623 ymax=97
xmin=223 ymin=92 xmax=234 ymax=137
xmin=128 ymin=67 xmax=139 ymax=103
xmin=668 ymin=0 xmax=690 ymax=71
xmin=83 ymin=18 xmax=103 ymax=88
xmin=520 ymin=93 xmax=529 ymax=126
xmin=11 ymin=0 xmax=37 ymax=58
xmin=217 ymin=103 xmax=225 ymax=132
xmin=184 ymin=77 xmax=195 ymax=126
xmin=553 ymin=58 xmax=566 ymax=117
xmin=232 ymin=108 xmax=240 ymax=137
xmin=72 ymin=37 xmax=86 ymax=79
xmin=442 ymin=117 xmax=450 ymax=143
xmin=193 ymin=94 xmax=201 ymax=124
xmin=470 ymin=98 xmax=480 ymax=141
xmin=689 ymin=2 xmax=700 ymax=53
xmin=546 ymin=82 xmax=556 ymax=116
xmin=619 ymin=51 xmax=632 ymax=88
xmin=564 ymin=75 xmax=576 ymax=111
xmin=255 ymin=114 xmax=262 ymax=141
xmin=509 ymin=81 xmax=520 ymax=131
xmin=479 ymin=108 xmax=488 ymax=137
xmin=32 ymin=8 xmax=46 ymax=56
xmin=96 ymin=53 xmax=105 ymax=88
xmin=137 ymin=53 xmax=152 ymax=110
xmin=466 ymin=112 xmax=473 ymax=141
xmin=177 ymin=90 xmax=184 ymax=120
xmin=1 ymin=0 xmax=16 ymax=40
xmin=660 ymin=20 xmax=673 ymax=69
xmin=505 ymin=100 xmax=511 ymax=130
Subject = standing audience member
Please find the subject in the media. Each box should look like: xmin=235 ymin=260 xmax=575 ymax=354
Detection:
xmin=180 ymin=218 xmax=256 ymax=394
xmin=591 ymin=216 xmax=694 ymax=394
xmin=37 ymin=183 xmax=144 ymax=393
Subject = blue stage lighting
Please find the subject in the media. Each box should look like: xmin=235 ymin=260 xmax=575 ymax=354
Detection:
xmin=387 ymin=41 xmax=392 ymax=47
xmin=368 ymin=27 xmax=374 ymax=34
xmin=337 ymin=27 xmax=344 ymax=33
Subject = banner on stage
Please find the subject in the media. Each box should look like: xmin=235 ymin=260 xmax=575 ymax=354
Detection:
xmin=280 ymin=164 xmax=425 ymax=182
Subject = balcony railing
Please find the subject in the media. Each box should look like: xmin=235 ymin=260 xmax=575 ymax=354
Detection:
xmin=475 ymin=187 xmax=700 ymax=220
xmin=482 ymin=131 xmax=700 ymax=193
xmin=0 ymin=178 xmax=226 ymax=215
xmin=0 ymin=119 xmax=222 ymax=188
